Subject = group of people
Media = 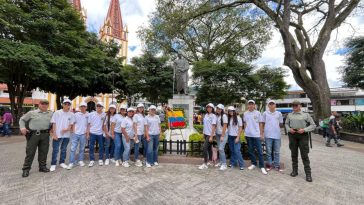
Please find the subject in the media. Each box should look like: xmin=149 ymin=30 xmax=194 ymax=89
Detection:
xmin=19 ymin=99 xmax=161 ymax=178
xmin=319 ymin=111 xmax=344 ymax=147
xmin=199 ymin=99 xmax=316 ymax=182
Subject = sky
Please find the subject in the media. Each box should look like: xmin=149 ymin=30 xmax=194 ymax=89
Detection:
xmin=81 ymin=0 xmax=364 ymax=90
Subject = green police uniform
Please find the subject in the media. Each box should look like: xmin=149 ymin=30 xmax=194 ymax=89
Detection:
xmin=285 ymin=110 xmax=316 ymax=178
xmin=19 ymin=109 xmax=53 ymax=171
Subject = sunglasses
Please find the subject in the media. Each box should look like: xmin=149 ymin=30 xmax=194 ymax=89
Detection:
xmin=292 ymin=104 xmax=300 ymax=107
xmin=63 ymin=103 xmax=71 ymax=106
xmin=96 ymin=105 xmax=103 ymax=108
xmin=268 ymin=103 xmax=275 ymax=105
xmin=40 ymin=102 xmax=49 ymax=105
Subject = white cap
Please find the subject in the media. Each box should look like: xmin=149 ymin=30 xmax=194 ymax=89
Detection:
xmin=79 ymin=102 xmax=87 ymax=107
xmin=227 ymin=106 xmax=235 ymax=111
xmin=148 ymin=105 xmax=157 ymax=110
xmin=109 ymin=104 xmax=116 ymax=109
xmin=127 ymin=107 xmax=135 ymax=112
xmin=96 ymin=102 xmax=104 ymax=107
xmin=120 ymin=104 xmax=128 ymax=110
xmin=63 ymin=99 xmax=72 ymax=104
xmin=137 ymin=103 xmax=144 ymax=108
xmin=248 ymin=100 xmax=255 ymax=104
xmin=206 ymin=103 xmax=214 ymax=109
xmin=216 ymin=104 xmax=224 ymax=110
xmin=267 ymin=100 xmax=276 ymax=104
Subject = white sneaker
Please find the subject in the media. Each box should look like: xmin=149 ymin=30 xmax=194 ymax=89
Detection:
xmin=146 ymin=163 xmax=152 ymax=168
xmin=105 ymin=159 xmax=110 ymax=165
xmin=78 ymin=161 xmax=85 ymax=167
xmin=215 ymin=163 xmax=221 ymax=167
xmin=122 ymin=161 xmax=130 ymax=167
xmin=50 ymin=165 xmax=56 ymax=172
xmin=198 ymin=164 xmax=208 ymax=170
xmin=110 ymin=158 xmax=116 ymax=164
xmin=206 ymin=162 xmax=212 ymax=166
xmin=219 ymin=165 xmax=227 ymax=171
xmin=154 ymin=162 xmax=159 ymax=166
xmin=98 ymin=160 xmax=103 ymax=166
xmin=261 ymin=168 xmax=268 ymax=175
xmin=88 ymin=161 xmax=95 ymax=167
xmin=67 ymin=163 xmax=74 ymax=170
xmin=115 ymin=161 xmax=120 ymax=167
xmin=248 ymin=165 xmax=256 ymax=170
xmin=60 ymin=163 xmax=68 ymax=169
xmin=135 ymin=160 xmax=142 ymax=167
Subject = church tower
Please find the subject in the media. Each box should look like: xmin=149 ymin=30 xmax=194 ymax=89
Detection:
xmin=99 ymin=0 xmax=128 ymax=65
xmin=68 ymin=0 xmax=87 ymax=23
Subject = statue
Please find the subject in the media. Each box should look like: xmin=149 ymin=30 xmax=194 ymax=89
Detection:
xmin=174 ymin=54 xmax=189 ymax=95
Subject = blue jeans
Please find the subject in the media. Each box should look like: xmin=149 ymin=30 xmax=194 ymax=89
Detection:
xmin=51 ymin=138 xmax=70 ymax=165
xmin=104 ymin=137 xmax=115 ymax=159
xmin=228 ymin=135 xmax=244 ymax=168
xmin=122 ymin=136 xmax=131 ymax=161
xmin=265 ymin=138 xmax=281 ymax=168
xmin=89 ymin=133 xmax=104 ymax=161
xmin=216 ymin=134 xmax=228 ymax=165
xmin=142 ymin=135 xmax=148 ymax=159
xmin=2 ymin=123 xmax=11 ymax=136
xmin=246 ymin=136 xmax=264 ymax=168
xmin=114 ymin=132 xmax=123 ymax=161
xmin=69 ymin=134 xmax=86 ymax=164
xmin=130 ymin=135 xmax=142 ymax=160
xmin=147 ymin=134 xmax=160 ymax=164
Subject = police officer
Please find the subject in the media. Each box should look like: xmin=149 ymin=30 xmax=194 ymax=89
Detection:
xmin=19 ymin=99 xmax=53 ymax=177
xmin=285 ymin=100 xmax=316 ymax=182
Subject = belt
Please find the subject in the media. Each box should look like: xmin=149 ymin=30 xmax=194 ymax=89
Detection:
xmin=30 ymin=129 xmax=50 ymax=135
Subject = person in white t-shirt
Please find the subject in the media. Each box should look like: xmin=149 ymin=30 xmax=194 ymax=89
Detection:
xmin=67 ymin=102 xmax=88 ymax=170
xmin=144 ymin=105 xmax=161 ymax=168
xmin=50 ymin=99 xmax=75 ymax=172
xmin=199 ymin=103 xmax=217 ymax=170
xmin=103 ymin=104 xmax=117 ymax=166
xmin=226 ymin=106 xmax=244 ymax=170
xmin=121 ymin=107 xmax=136 ymax=167
xmin=111 ymin=104 xmax=127 ymax=166
xmin=260 ymin=100 xmax=284 ymax=172
xmin=132 ymin=103 xmax=145 ymax=167
xmin=215 ymin=104 xmax=228 ymax=170
xmin=244 ymin=100 xmax=267 ymax=175
xmin=87 ymin=102 xmax=106 ymax=167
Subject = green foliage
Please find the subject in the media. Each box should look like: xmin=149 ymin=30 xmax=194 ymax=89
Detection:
xmin=161 ymin=122 xmax=168 ymax=133
xmin=341 ymin=36 xmax=364 ymax=89
xmin=193 ymin=124 xmax=204 ymax=134
xmin=188 ymin=133 xmax=204 ymax=142
xmin=342 ymin=112 xmax=364 ymax=132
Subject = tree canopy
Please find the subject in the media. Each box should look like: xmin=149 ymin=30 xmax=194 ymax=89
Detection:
xmin=341 ymin=36 xmax=364 ymax=89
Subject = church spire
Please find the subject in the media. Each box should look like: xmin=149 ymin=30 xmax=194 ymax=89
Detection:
xmin=103 ymin=0 xmax=125 ymax=40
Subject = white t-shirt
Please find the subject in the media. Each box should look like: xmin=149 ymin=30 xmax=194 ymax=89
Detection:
xmin=227 ymin=116 xmax=243 ymax=136
xmin=51 ymin=110 xmax=75 ymax=138
xmin=88 ymin=111 xmax=106 ymax=135
xmin=121 ymin=117 xmax=134 ymax=137
xmin=74 ymin=112 xmax=89 ymax=135
xmin=260 ymin=110 xmax=283 ymax=139
xmin=103 ymin=114 xmax=115 ymax=136
xmin=244 ymin=110 xmax=262 ymax=138
xmin=216 ymin=114 xmax=228 ymax=135
xmin=203 ymin=113 xmax=217 ymax=136
xmin=133 ymin=113 xmax=145 ymax=135
xmin=111 ymin=114 xmax=124 ymax=133
xmin=145 ymin=114 xmax=161 ymax=135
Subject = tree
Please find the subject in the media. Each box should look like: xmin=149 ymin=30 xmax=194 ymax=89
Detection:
xmin=183 ymin=0 xmax=361 ymax=120
xmin=123 ymin=53 xmax=173 ymax=104
xmin=341 ymin=36 xmax=364 ymax=89
xmin=138 ymin=0 xmax=271 ymax=63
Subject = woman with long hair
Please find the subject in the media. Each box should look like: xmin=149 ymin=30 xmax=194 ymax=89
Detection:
xmin=227 ymin=106 xmax=244 ymax=170
xmin=111 ymin=104 xmax=127 ymax=166
xmin=199 ymin=103 xmax=217 ymax=170
xmin=144 ymin=105 xmax=161 ymax=167
xmin=215 ymin=104 xmax=228 ymax=170
xmin=103 ymin=104 xmax=116 ymax=165
xmin=132 ymin=103 xmax=145 ymax=167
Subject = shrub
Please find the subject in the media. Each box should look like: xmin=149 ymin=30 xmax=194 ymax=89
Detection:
xmin=188 ymin=133 xmax=204 ymax=142
xmin=193 ymin=124 xmax=203 ymax=134
xmin=342 ymin=112 xmax=364 ymax=132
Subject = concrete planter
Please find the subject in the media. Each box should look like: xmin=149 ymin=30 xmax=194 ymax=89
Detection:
xmin=340 ymin=131 xmax=364 ymax=144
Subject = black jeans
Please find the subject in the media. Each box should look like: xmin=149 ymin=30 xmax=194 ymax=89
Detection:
xmin=203 ymin=135 xmax=212 ymax=164
xmin=288 ymin=133 xmax=311 ymax=174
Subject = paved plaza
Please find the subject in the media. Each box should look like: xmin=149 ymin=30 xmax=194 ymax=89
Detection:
xmin=0 ymin=134 xmax=363 ymax=205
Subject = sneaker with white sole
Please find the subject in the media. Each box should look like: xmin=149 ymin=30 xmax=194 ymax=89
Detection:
xmin=98 ymin=160 xmax=103 ymax=166
xmin=146 ymin=163 xmax=152 ymax=168
xmin=110 ymin=158 xmax=116 ymax=164
xmin=135 ymin=160 xmax=142 ymax=167
xmin=105 ymin=159 xmax=110 ymax=165
xmin=122 ymin=161 xmax=130 ymax=167
xmin=214 ymin=163 xmax=221 ymax=167
xmin=154 ymin=162 xmax=159 ymax=166
xmin=261 ymin=168 xmax=268 ymax=175
xmin=78 ymin=161 xmax=85 ymax=167
xmin=206 ymin=162 xmax=212 ymax=166
xmin=115 ymin=161 xmax=120 ymax=167
xmin=219 ymin=165 xmax=227 ymax=171
xmin=60 ymin=163 xmax=68 ymax=169
xmin=88 ymin=161 xmax=95 ymax=167
xmin=50 ymin=165 xmax=56 ymax=172
xmin=67 ymin=163 xmax=74 ymax=170
xmin=248 ymin=165 xmax=256 ymax=170
xmin=240 ymin=167 xmax=245 ymax=170
xmin=198 ymin=164 xmax=208 ymax=170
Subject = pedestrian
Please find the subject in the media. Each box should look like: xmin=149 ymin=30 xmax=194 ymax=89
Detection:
xmin=121 ymin=107 xmax=136 ymax=167
xmin=144 ymin=105 xmax=161 ymax=168
xmin=49 ymin=99 xmax=75 ymax=172
xmin=226 ymin=106 xmax=245 ymax=170
xmin=2 ymin=109 xmax=13 ymax=137
xmin=285 ymin=100 xmax=316 ymax=182
xmin=87 ymin=102 xmax=106 ymax=167
xmin=111 ymin=104 xmax=127 ymax=166
xmin=67 ymin=102 xmax=88 ymax=169
xmin=244 ymin=100 xmax=267 ymax=175
xmin=261 ymin=100 xmax=284 ymax=172
xmin=326 ymin=113 xmax=344 ymax=147
xmin=215 ymin=104 xmax=228 ymax=171
xmin=132 ymin=103 xmax=145 ymax=167
xmin=19 ymin=99 xmax=53 ymax=177
xmin=199 ymin=103 xmax=216 ymax=170
xmin=103 ymin=104 xmax=117 ymax=165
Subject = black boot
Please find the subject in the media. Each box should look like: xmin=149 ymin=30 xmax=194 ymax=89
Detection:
xmin=290 ymin=169 xmax=298 ymax=177
xmin=326 ymin=143 xmax=332 ymax=147
xmin=22 ymin=170 xmax=30 ymax=177
xmin=336 ymin=143 xmax=344 ymax=147
xmin=39 ymin=166 xmax=50 ymax=172
xmin=306 ymin=173 xmax=313 ymax=182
